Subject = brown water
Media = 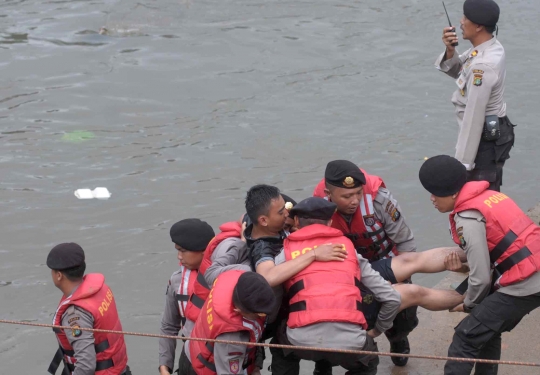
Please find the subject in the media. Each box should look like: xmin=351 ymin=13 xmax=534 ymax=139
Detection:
xmin=1 ymin=0 xmax=539 ymax=373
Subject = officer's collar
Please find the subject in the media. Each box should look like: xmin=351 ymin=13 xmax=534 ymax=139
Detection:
xmin=471 ymin=36 xmax=497 ymax=56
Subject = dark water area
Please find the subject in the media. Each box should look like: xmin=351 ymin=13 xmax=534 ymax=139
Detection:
xmin=1 ymin=0 xmax=539 ymax=373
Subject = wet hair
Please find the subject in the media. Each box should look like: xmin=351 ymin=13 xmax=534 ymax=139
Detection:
xmin=60 ymin=263 xmax=86 ymax=281
xmin=298 ymin=217 xmax=330 ymax=228
xmin=245 ymin=185 xmax=281 ymax=224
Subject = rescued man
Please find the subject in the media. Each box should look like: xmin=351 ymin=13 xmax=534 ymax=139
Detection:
xmin=435 ymin=0 xmax=514 ymax=191
xmin=419 ymin=155 xmax=540 ymax=375
xmin=158 ymin=219 xmax=215 ymax=375
xmin=181 ymin=271 xmax=276 ymax=375
xmin=313 ymin=159 xmax=418 ymax=366
xmin=47 ymin=243 xmax=131 ymax=375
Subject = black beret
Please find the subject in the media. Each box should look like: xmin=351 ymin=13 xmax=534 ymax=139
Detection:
xmin=233 ymin=272 xmax=276 ymax=314
xmin=290 ymin=197 xmax=337 ymax=221
xmin=47 ymin=243 xmax=85 ymax=270
xmin=419 ymin=155 xmax=467 ymax=197
xmin=464 ymin=0 xmax=499 ymax=27
xmin=170 ymin=219 xmax=215 ymax=252
xmin=324 ymin=160 xmax=366 ymax=189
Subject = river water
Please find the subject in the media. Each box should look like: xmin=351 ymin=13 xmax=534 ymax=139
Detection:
xmin=1 ymin=0 xmax=539 ymax=373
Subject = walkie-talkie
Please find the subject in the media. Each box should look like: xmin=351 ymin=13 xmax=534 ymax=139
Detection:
xmin=442 ymin=1 xmax=458 ymax=47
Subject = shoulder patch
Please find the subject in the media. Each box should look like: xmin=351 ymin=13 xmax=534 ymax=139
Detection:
xmin=390 ymin=208 xmax=401 ymax=222
xmin=71 ymin=325 xmax=82 ymax=337
xmin=229 ymin=359 xmax=240 ymax=374
xmin=68 ymin=316 xmax=80 ymax=324
xmin=363 ymin=215 xmax=376 ymax=227
xmin=473 ymin=74 xmax=483 ymax=86
xmin=473 ymin=69 xmax=484 ymax=74
xmin=385 ymin=201 xmax=395 ymax=214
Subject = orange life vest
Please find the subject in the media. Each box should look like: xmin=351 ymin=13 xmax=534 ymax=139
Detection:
xmin=48 ymin=274 xmax=128 ymax=375
xmin=189 ymin=270 xmax=265 ymax=375
xmin=283 ymin=224 xmax=367 ymax=329
xmin=313 ymin=171 xmax=398 ymax=260
xmin=450 ymin=181 xmax=540 ymax=287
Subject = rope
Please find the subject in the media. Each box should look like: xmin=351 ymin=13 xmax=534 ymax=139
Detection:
xmin=1 ymin=319 xmax=539 ymax=368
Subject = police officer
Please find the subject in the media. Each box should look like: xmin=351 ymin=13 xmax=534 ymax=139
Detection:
xmin=313 ymin=160 xmax=418 ymax=366
xmin=435 ymin=0 xmax=514 ymax=192
xmin=159 ymin=219 xmax=215 ymax=375
xmin=181 ymin=271 xmax=276 ymax=375
xmin=47 ymin=243 xmax=131 ymax=375
xmin=419 ymin=155 xmax=540 ymax=375
xmin=273 ymin=197 xmax=401 ymax=375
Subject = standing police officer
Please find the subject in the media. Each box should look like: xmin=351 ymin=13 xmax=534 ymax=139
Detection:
xmin=47 ymin=243 xmax=131 ymax=375
xmin=419 ymin=155 xmax=540 ymax=375
xmin=435 ymin=0 xmax=514 ymax=191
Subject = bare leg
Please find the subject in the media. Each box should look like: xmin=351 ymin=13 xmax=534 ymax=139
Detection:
xmin=390 ymin=247 xmax=466 ymax=283
xmin=394 ymin=284 xmax=464 ymax=311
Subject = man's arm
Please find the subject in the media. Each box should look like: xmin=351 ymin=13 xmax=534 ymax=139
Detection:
xmin=256 ymin=245 xmax=347 ymax=287
xmin=213 ymin=331 xmax=250 ymax=375
xmin=455 ymin=211 xmax=492 ymax=310
xmin=358 ymin=255 xmax=401 ymax=335
xmin=63 ymin=306 xmax=96 ymax=375
xmin=455 ymin=63 xmax=497 ymax=168
xmin=204 ymin=239 xmax=252 ymax=286
xmin=374 ymin=187 xmax=416 ymax=254
xmin=159 ymin=272 xmax=183 ymax=374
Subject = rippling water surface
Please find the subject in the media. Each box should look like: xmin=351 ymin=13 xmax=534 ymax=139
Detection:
xmin=1 ymin=0 xmax=539 ymax=373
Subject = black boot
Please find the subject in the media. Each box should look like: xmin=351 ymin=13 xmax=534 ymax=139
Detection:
xmin=390 ymin=337 xmax=410 ymax=367
xmin=313 ymin=359 xmax=333 ymax=375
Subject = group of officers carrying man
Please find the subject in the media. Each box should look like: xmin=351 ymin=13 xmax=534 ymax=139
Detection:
xmin=44 ymin=0 xmax=539 ymax=374
xmin=46 ymin=155 xmax=540 ymax=375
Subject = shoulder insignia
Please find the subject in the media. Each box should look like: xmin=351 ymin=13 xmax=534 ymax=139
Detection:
xmin=473 ymin=75 xmax=483 ymax=86
xmin=471 ymin=50 xmax=478 ymax=57
xmin=71 ymin=325 xmax=82 ymax=338
xmin=229 ymin=359 xmax=240 ymax=374
xmin=68 ymin=316 xmax=80 ymax=324
xmin=385 ymin=201 xmax=395 ymax=214
xmin=459 ymin=235 xmax=467 ymax=247
xmin=473 ymin=69 xmax=484 ymax=74
xmin=390 ymin=208 xmax=401 ymax=222
xmin=460 ymin=89 xmax=465 ymax=96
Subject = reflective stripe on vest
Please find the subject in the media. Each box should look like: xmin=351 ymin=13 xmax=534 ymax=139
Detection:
xmin=177 ymin=267 xmax=191 ymax=318
xmin=359 ymin=193 xmax=395 ymax=259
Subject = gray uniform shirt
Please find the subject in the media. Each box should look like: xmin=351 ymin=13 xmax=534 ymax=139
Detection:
xmin=61 ymin=306 xmax=96 ymax=375
xmin=373 ymin=187 xmax=416 ymax=253
xmin=435 ymin=38 xmax=506 ymax=168
xmin=275 ymin=251 xmax=401 ymax=345
xmin=456 ymin=210 xmax=540 ymax=310
xmin=204 ymin=237 xmax=251 ymax=286
xmin=184 ymin=327 xmax=252 ymax=375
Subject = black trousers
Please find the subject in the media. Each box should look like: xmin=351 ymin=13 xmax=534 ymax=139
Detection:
xmin=467 ymin=116 xmax=515 ymax=192
xmin=444 ymin=290 xmax=540 ymax=375
xmin=178 ymin=347 xmax=197 ymax=375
